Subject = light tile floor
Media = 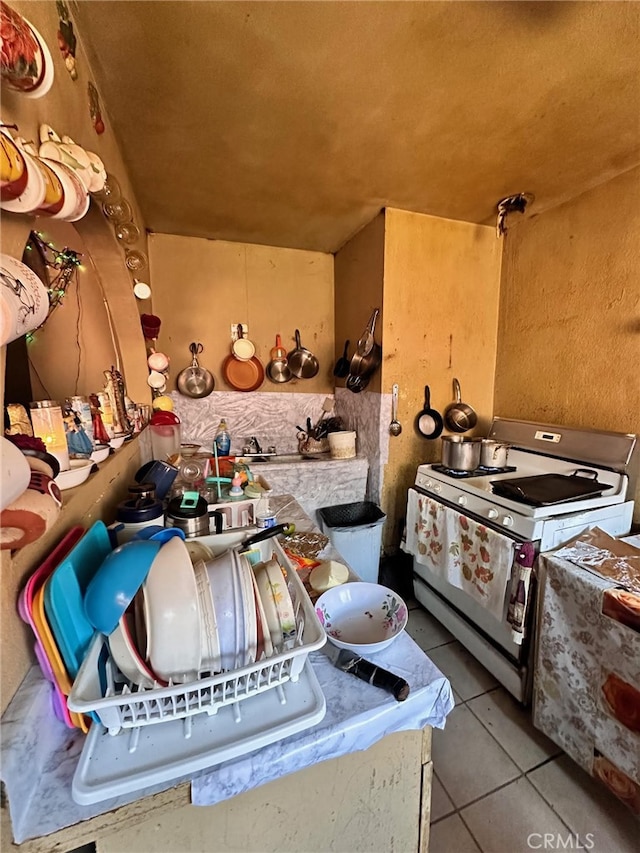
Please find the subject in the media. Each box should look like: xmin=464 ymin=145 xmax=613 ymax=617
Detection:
xmin=406 ymin=602 xmax=639 ymax=853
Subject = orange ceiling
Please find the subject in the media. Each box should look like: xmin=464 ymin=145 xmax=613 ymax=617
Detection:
xmin=73 ymin=0 xmax=640 ymax=252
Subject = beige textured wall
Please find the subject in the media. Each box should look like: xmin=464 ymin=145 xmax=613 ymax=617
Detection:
xmin=148 ymin=233 xmax=334 ymax=394
xmin=1 ymin=0 xmax=150 ymax=405
xmin=495 ymin=166 xmax=640 ymax=514
xmin=333 ymin=212 xmax=385 ymax=394
xmin=381 ymin=209 xmax=503 ymax=546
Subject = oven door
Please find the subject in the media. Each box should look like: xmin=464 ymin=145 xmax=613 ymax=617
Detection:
xmin=405 ymin=487 xmax=537 ymax=665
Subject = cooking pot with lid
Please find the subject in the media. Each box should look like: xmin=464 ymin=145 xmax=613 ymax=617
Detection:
xmin=165 ymin=493 xmax=223 ymax=538
xmin=441 ymin=436 xmax=482 ymax=471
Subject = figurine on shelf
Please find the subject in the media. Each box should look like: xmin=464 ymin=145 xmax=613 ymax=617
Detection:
xmin=103 ymin=365 xmax=132 ymax=436
xmin=89 ymin=393 xmax=111 ymax=445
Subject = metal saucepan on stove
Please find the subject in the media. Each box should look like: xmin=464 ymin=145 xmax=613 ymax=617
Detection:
xmin=480 ymin=439 xmax=510 ymax=468
xmin=288 ymin=329 xmax=319 ymax=379
xmin=416 ymin=386 xmax=444 ymax=439
xmin=176 ymin=343 xmax=215 ymax=398
xmin=443 ymin=378 xmax=477 ymax=433
xmin=441 ymin=436 xmax=483 ymax=471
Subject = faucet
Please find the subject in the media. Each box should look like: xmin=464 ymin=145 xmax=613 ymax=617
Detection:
xmin=247 ymin=436 xmax=262 ymax=454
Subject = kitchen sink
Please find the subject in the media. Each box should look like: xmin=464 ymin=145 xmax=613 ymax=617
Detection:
xmin=238 ymin=453 xmax=328 ymax=464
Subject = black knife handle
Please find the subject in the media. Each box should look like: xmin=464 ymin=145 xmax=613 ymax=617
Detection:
xmin=339 ymin=652 xmax=410 ymax=701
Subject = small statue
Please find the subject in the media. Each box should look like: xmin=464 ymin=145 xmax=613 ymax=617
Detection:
xmin=103 ymin=365 xmax=132 ymax=435
xmin=89 ymin=393 xmax=111 ymax=445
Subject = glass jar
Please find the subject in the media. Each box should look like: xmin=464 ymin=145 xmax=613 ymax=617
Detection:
xmin=29 ymin=400 xmax=70 ymax=471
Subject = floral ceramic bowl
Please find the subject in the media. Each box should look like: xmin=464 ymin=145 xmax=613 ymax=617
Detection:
xmin=315 ymin=582 xmax=408 ymax=654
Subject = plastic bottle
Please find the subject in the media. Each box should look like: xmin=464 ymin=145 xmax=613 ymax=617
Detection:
xmin=214 ymin=419 xmax=231 ymax=456
xmin=255 ymin=490 xmax=276 ymax=529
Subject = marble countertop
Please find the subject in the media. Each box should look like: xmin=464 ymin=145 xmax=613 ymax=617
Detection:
xmin=1 ymin=495 xmax=454 ymax=845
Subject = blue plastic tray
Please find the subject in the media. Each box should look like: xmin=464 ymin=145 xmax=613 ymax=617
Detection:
xmin=43 ymin=520 xmax=112 ymax=679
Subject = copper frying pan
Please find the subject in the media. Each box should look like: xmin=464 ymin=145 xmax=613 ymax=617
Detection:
xmin=222 ymin=353 xmax=264 ymax=392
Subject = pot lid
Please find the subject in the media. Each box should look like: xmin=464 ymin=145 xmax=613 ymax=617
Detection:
xmin=167 ymin=492 xmax=208 ymax=518
xmin=116 ymin=497 xmax=164 ymax=523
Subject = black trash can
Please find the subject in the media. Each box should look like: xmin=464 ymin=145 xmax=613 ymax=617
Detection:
xmin=318 ymin=501 xmax=386 ymax=583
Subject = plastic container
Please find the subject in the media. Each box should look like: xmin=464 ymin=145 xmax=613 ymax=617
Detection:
xmin=328 ymin=430 xmax=357 ymax=459
xmin=149 ymin=423 xmax=181 ymax=461
xmin=256 ymin=491 xmax=276 ymax=529
xmin=318 ymin=501 xmax=386 ymax=584
xmin=214 ymin=419 xmax=231 ymax=456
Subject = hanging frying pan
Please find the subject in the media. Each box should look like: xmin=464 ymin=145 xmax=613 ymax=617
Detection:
xmin=333 ymin=339 xmax=350 ymax=378
xmin=222 ymin=353 xmax=264 ymax=392
xmin=176 ymin=343 xmax=215 ymax=398
xmin=443 ymin=378 xmax=478 ymax=433
xmin=288 ymin=330 xmax=319 ymax=379
xmin=415 ymin=386 xmax=444 ymax=439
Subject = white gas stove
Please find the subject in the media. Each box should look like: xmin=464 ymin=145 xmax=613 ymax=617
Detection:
xmin=414 ymin=419 xmax=636 ymax=549
xmin=406 ymin=418 xmax=637 ymax=703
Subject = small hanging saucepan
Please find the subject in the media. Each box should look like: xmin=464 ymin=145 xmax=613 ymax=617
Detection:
xmin=266 ymin=334 xmax=292 ymax=384
xmin=415 ymin=385 xmax=444 ymax=439
xmin=443 ymin=378 xmax=478 ymax=433
xmin=349 ymin=309 xmax=382 ymax=379
xmin=176 ymin=343 xmax=215 ymax=398
xmin=288 ymin=329 xmax=319 ymax=379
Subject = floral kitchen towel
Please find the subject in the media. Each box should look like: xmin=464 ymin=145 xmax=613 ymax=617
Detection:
xmin=406 ymin=489 xmax=515 ymax=621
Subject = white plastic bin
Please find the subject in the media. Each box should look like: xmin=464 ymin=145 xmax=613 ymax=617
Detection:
xmin=318 ymin=501 xmax=386 ymax=584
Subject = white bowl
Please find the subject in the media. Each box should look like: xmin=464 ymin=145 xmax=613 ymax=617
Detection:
xmin=90 ymin=445 xmax=110 ymax=464
xmin=54 ymin=459 xmax=93 ymax=491
xmin=109 ymin=609 xmax=162 ymax=688
xmin=143 ymin=536 xmax=201 ymax=682
xmin=315 ymin=583 xmax=408 ymax=655
xmin=109 ymin=436 xmax=126 ymax=450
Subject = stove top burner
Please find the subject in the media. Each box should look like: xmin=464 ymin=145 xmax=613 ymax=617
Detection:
xmin=431 ymin=464 xmax=518 ymax=479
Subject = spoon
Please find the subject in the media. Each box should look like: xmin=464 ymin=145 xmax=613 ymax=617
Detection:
xmin=389 ymin=384 xmax=402 ymax=436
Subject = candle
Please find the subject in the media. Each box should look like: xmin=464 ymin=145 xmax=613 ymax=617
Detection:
xmin=29 ymin=401 xmax=70 ymax=471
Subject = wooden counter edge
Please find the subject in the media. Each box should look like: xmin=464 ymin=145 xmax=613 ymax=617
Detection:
xmin=1 ymin=780 xmax=191 ymax=853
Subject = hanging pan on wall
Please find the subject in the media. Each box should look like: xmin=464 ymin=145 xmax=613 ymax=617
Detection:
xmin=288 ymin=330 xmax=319 ymax=379
xmin=443 ymin=378 xmax=477 ymax=433
xmin=222 ymin=352 xmax=265 ymax=392
xmin=415 ymin=386 xmax=444 ymax=439
xmin=176 ymin=343 xmax=215 ymax=398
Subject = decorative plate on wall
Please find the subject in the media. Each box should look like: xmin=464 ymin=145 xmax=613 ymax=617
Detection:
xmin=0 ymin=2 xmax=54 ymax=98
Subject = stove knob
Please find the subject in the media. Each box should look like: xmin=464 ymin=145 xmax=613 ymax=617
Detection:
xmin=432 ymin=483 xmax=442 ymax=493
xmin=424 ymin=479 xmax=434 ymax=489
xmin=457 ymin=495 xmax=467 ymax=506
xmin=502 ymin=515 xmax=514 ymax=527
xmin=487 ymin=508 xmax=499 ymax=519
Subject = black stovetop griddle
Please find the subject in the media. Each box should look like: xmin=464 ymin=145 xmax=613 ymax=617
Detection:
xmin=490 ymin=471 xmax=613 ymax=507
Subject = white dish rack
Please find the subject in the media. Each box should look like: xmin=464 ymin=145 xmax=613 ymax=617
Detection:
xmin=68 ymin=534 xmax=326 ymax=736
